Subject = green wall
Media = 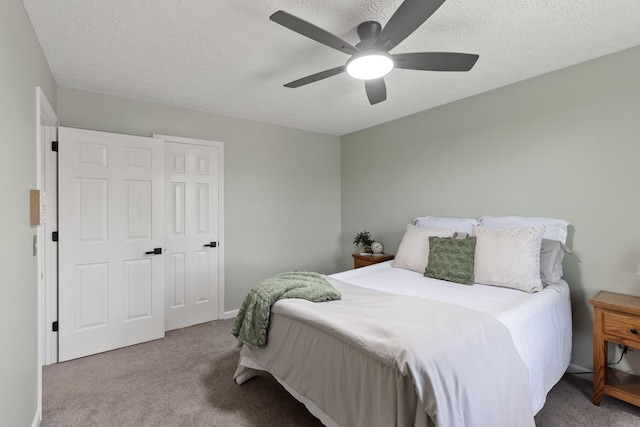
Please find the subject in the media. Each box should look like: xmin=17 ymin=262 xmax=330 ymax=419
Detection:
xmin=6 ymin=0 xmax=640 ymax=416
xmin=341 ymin=46 xmax=640 ymax=370
xmin=0 ymin=0 xmax=57 ymax=425
xmin=56 ymin=87 xmax=342 ymax=311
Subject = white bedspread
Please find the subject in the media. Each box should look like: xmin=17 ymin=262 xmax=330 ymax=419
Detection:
xmin=236 ymin=261 xmax=572 ymax=426
xmin=272 ymin=278 xmax=535 ymax=427
xmin=332 ymin=261 xmax=572 ymax=414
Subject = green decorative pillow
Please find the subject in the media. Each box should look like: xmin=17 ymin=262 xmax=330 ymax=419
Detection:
xmin=424 ymin=236 xmax=477 ymax=285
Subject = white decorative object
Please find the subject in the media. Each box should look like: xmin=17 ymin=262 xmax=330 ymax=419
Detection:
xmin=371 ymin=241 xmax=384 ymax=254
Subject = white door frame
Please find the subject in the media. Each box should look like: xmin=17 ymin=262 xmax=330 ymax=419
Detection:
xmin=36 ymin=87 xmax=58 ymax=424
xmin=154 ymin=134 xmax=225 ymax=318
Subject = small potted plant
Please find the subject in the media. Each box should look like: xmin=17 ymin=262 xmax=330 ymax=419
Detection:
xmin=353 ymin=230 xmax=374 ymax=253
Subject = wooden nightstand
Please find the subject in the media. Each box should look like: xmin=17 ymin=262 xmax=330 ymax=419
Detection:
xmin=590 ymin=290 xmax=640 ymax=407
xmin=352 ymin=253 xmax=394 ymax=269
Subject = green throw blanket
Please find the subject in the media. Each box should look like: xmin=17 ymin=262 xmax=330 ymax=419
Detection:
xmin=231 ymin=272 xmax=341 ymax=348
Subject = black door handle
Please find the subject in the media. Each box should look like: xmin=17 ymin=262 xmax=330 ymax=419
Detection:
xmin=204 ymin=242 xmax=217 ymax=248
xmin=145 ymin=248 xmax=162 ymax=255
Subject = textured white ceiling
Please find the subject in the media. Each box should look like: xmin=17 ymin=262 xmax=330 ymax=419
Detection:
xmin=23 ymin=0 xmax=640 ymax=136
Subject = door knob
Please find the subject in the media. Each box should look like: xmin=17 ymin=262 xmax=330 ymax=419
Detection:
xmin=145 ymin=248 xmax=162 ymax=255
xmin=203 ymin=242 xmax=217 ymax=248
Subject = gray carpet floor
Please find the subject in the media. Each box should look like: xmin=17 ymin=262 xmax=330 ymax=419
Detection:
xmin=43 ymin=319 xmax=640 ymax=426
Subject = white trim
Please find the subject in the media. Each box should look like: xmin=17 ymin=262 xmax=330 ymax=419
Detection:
xmin=566 ymin=363 xmax=593 ymax=381
xmin=41 ymin=125 xmax=58 ymax=367
xmin=153 ymin=134 xmax=225 ymax=319
xmin=37 ymin=87 xmax=57 ymax=125
xmin=224 ymin=309 xmax=239 ymax=319
xmin=566 ymin=362 xmax=591 ymax=374
xmin=31 ymin=410 xmax=41 ymax=427
xmin=36 ymin=86 xmax=58 ymax=427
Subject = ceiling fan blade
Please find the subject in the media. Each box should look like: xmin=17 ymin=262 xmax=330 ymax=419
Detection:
xmin=375 ymin=0 xmax=446 ymax=51
xmin=270 ymin=11 xmax=359 ymax=55
xmin=284 ymin=66 xmax=346 ymax=88
xmin=365 ymin=78 xmax=387 ymax=105
xmin=393 ymin=52 xmax=479 ymax=71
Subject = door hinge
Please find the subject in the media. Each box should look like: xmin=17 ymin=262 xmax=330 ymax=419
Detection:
xmin=52 ymin=321 xmax=58 ymax=332
xmin=52 ymin=231 xmax=58 ymax=242
xmin=52 ymin=141 xmax=58 ymax=152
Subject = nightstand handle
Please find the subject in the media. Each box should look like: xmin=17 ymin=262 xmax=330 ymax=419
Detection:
xmin=631 ymin=328 xmax=638 ymax=334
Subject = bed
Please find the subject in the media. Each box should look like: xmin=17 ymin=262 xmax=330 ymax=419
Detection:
xmin=233 ymin=216 xmax=573 ymax=427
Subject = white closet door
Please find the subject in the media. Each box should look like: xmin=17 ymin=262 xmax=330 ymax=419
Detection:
xmin=58 ymin=127 xmax=165 ymax=362
xmin=164 ymin=140 xmax=221 ymax=331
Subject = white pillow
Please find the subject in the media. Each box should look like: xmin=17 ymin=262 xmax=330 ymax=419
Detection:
xmin=473 ymin=225 xmax=546 ymax=293
xmin=539 ymin=239 xmax=571 ymax=286
xmin=478 ymin=215 xmax=569 ymax=244
xmin=393 ymin=224 xmax=454 ymax=273
xmin=414 ymin=216 xmax=479 ymax=235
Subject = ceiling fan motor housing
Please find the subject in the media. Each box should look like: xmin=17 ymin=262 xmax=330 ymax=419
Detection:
xmin=357 ymin=21 xmax=382 ymax=42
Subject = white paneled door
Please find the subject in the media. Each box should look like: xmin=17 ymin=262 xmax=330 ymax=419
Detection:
xmin=162 ymin=139 xmax=221 ymax=331
xmin=58 ymin=127 xmax=165 ymax=362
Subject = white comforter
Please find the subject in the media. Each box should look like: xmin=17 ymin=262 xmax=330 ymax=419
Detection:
xmin=271 ymin=278 xmax=535 ymax=427
xmin=332 ymin=261 xmax=572 ymax=414
xmin=236 ymin=262 xmax=572 ymax=426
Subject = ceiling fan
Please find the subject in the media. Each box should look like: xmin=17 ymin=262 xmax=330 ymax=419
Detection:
xmin=270 ymin=0 xmax=479 ymax=105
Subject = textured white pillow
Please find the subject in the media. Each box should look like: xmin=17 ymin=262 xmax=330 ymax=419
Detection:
xmin=478 ymin=216 xmax=569 ymax=244
xmin=393 ymin=224 xmax=454 ymax=273
xmin=473 ymin=225 xmax=546 ymax=293
xmin=414 ymin=216 xmax=479 ymax=235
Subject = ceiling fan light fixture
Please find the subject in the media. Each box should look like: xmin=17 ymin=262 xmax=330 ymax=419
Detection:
xmin=346 ymin=52 xmax=394 ymax=80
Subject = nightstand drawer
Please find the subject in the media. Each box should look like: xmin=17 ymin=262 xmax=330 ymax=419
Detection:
xmin=352 ymin=253 xmax=394 ymax=269
xmin=603 ymin=310 xmax=640 ymax=346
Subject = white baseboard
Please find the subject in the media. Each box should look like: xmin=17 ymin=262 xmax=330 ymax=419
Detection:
xmin=566 ymin=363 xmax=593 ymax=381
xmin=224 ymin=309 xmax=238 ymax=319
xmin=31 ymin=409 xmax=41 ymax=427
